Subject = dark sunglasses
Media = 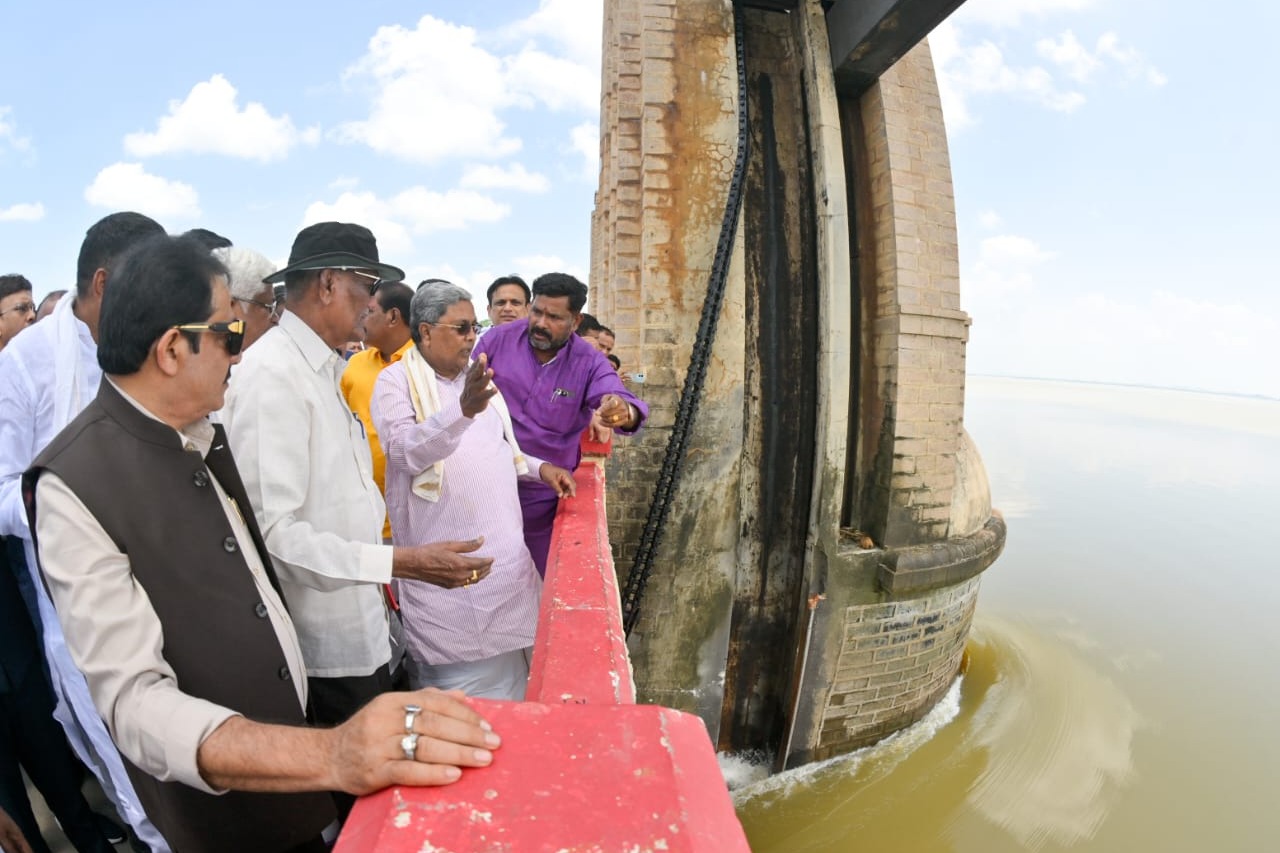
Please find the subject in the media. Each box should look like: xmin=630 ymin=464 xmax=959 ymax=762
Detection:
xmin=429 ymin=321 xmax=483 ymax=336
xmin=172 ymin=319 xmax=246 ymax=356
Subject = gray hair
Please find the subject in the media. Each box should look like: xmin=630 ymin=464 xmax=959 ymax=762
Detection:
xmin=212 ymin=246 xmax=277 ymax=301
xmin=410 ymin=280 xmax=472 ymax=343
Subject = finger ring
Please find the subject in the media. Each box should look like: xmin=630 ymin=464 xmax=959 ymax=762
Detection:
xmin=470 ymin=569 xmax=478 ymax=583
xmin=403 ymin=704 xmax=422 ymax=734
xmin=401 ymin=732 xmax=419 ymax=761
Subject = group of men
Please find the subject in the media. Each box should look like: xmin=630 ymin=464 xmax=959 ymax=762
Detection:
xmin=0 ymin=214 xmax=646 ymax=852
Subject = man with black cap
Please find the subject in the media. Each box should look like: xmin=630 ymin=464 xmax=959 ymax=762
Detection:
xmin=222 ymin=223 xmax=493 ymax=816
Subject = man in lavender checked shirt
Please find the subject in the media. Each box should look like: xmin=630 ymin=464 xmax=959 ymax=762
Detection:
xmin=472 ymin=273 xmax=647 ymax=576
xmin=371 ymin=282 xmax=575 ymax=699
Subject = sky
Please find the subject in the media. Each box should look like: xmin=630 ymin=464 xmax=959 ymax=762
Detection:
xmin=1 ymin=0 xmax=1276 ymax=398
xmin=0 ymin=0 xmax=603 ymax=303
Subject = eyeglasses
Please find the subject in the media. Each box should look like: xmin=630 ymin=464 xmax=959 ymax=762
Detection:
xmin=429 ymin=321 xmax=483 ymax=336
xmin=172 ymin=319 xmax=247 ymax=356
xmin=233 ymin=296 xmax=275 ymax=313
xmin=333 ymin=267 xmax=382 ymax=296
xmin=0 ymin=301 xmax=35 ymax=318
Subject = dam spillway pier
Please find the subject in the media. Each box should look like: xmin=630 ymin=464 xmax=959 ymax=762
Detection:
xmin=591 ymin=0 xmax=1005 ymax=770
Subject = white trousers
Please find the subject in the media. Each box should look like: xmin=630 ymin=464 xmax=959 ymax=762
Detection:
xmin=406 ymin=647 xmax=532 ymax=701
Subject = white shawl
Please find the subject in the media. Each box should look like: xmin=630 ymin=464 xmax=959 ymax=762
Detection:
xmin=402 ymin=346 xmax=528 ymax=501
xmin=50 ymin=293 xmax=87 ymax=431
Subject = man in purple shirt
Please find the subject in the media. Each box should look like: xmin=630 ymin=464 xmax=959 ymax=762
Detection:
xmin=472 ymin=273 xmax=647 ymax=576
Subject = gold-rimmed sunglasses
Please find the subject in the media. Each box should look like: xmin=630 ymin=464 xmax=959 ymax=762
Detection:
xmin=172 ymin=319 xmax=247 ymax=355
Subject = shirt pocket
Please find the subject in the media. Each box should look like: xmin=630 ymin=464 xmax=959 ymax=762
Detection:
xmin=529 ymin=389 xmax=584 ymax=436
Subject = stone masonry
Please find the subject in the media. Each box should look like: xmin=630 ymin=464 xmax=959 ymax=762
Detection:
xmin=589 ymin=1 xmax=1001 ymax=765
xmin=856 ymin=37 xmax=976 ymax=549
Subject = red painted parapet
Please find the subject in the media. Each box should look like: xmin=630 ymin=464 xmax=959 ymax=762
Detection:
xmin=526 ymin=461 xmax=634 ymax=704
xmin=336 ymin=456 xmax=750 ymax=852
xmin=336 ymin=699 xmax=744 ymax=852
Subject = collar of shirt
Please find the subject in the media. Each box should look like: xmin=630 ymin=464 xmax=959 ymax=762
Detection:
xmin=105 ymin=377 xmax=216 ymax=454
xmin=379 ymin=339 xmax=414 ymax=365
xmin=277 ymin=309 xmax=345 ymax=379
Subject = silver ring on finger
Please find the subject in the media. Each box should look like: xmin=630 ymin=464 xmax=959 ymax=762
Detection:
xmin=403 ymin=703 xmax=422 ymax=734
xmin=400 ymin=732 xmax=420 ymax=761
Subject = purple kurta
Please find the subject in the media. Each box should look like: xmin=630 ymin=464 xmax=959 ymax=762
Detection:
xmin=473 ymin=321 xmax=648 ymax=573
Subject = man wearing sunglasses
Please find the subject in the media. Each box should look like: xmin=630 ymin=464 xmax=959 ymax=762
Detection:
xmin=25 ymin=234 xmax=500 ymax=852
xmin=221 ymin=222 xmax=494 ymax=820
xmin=0 ymin=212 xmax=169 ymax=851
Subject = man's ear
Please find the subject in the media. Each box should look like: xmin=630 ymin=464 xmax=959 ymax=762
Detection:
xmin=569 ymin=312 xmax=582 ymax=335
xmin=387 ymin=307 xmax=400 ymax=327
xmin=91 ymin=268 xmax=109 ymax=301
xmin=318 ymin=270 xmax=339 ymax=305
xmin=154 ymin=328 xmax=185 ymax=377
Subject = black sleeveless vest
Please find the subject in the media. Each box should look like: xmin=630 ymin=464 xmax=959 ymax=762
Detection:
xmin=25 ymin=382 xmax=334 ymax=852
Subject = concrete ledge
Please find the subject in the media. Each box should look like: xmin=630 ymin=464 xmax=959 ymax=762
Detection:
xmin=876 ymin=511 xmax=1005 ymax=595
xmin=337 ymin=701 xmax=746 ymax=853
xmin=338 ymin=452 xmax=749 ymax=851
xmin=527 ymin=463 xmax=635 ymax=704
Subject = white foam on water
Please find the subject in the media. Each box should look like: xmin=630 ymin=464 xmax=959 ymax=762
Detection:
xmin=726 ymin=676 xmax=965 ymax=805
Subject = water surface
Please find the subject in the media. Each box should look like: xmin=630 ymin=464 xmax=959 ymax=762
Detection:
xmin=735 ymin=377 xmax=1280 ymax=852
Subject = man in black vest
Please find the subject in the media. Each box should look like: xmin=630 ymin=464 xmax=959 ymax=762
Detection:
xmin=24 ymin=235 xmax=500 ymax=853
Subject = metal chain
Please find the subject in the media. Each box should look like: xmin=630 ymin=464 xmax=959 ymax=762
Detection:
xmin=622 ymin=2 xmax=750 ymax=636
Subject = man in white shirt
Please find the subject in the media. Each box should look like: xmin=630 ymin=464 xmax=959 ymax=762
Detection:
xmin=0 ymin=211 xmax=169 ymax=850
xmin=221 ymin=222 xmax=493 ymax=816
xmin=28 ymin=233 xmax=500 ymax=852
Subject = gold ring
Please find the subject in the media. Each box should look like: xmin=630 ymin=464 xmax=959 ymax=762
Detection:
xmin=470 ymin=569 xmax=478 ymax=583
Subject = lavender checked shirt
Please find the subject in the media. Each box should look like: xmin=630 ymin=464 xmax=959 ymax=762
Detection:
xmin=471 ymin=320 xmax=648 ymax=475
xmin=370 ymin=361 xmax=543 ymax=666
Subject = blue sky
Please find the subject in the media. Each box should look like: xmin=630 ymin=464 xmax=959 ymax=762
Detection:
xmin=0 ymin=1 xmax=602 ymax=300
xmin=1 ymin=0 xmax=1275 ymax=398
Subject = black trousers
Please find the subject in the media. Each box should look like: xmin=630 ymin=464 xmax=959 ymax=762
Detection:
xmin=306 ymin=666 xmax=394 ymax=824
xmin=0 ymin=537 xmax=111 ymax=853
xmin=0 ymin=657 xmax=113 ymax=853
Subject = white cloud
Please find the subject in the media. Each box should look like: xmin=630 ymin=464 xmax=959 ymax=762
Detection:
xmin=334 ymin=16 xmax=523 ymax=164
xmin=0 ymin=106 xmax=31 ymax=153
xmin=1095 ymin=33 xmax=1167 ymax=86
xmin=460 ymin=163 xmax=550 ymax=192
xmin=329 ymin=176 xmax=360 ymax=191
xmin=515 ymin=253 xmax=566 ymax=272
xmin=979 ymin=209 xmax=1004 ymax=228
xmin=301 ymin=188 xmax=511 ymax=256
xmin=504 ymin=47 xmax=599 ymax=112
xmin=570 ymin=121 xmax=599 ymax=181
xmin=84 ymin=162 xmax=201 ymax=220
xmin=502 ymin=0 xmax=604 ymax=68
xmin=514 ymin=253 xmax=589 ymax=286
xmin=966 ymin=233 xmax=1056 ymax=298
xmin=958 ymin=0 xmax=1097 ymax=29
xmin=0 ymin=202 xmax=45 ymax=222
xmin=336 ymin=8 xmax=600 ymax=165
xmin=933 ymin=22 xmax=1085 ymax=130
xmin=1037 ymin=31 xmax=1165 ymax=87
xmin=124 ymin=74 xmax=317 ymax=163
xmin=1035 ymin=31 xmax=1101 ymax=83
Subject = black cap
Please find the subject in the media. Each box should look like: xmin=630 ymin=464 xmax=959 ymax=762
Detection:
xmin=263 ymin=222 xmax=405 ymax=284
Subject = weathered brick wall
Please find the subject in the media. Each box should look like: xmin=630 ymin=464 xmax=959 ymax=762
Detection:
xmin=815 ymin=576 xmax=978 ymax=758
xmin=857 ymin=39 xmax=972 ymax=549
xmin=590 ymin=0 xmax=747 ymax=727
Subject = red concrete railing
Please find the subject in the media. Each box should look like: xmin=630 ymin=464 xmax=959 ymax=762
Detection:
xmin=336 ymin=448 xmax=749 ymax=852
